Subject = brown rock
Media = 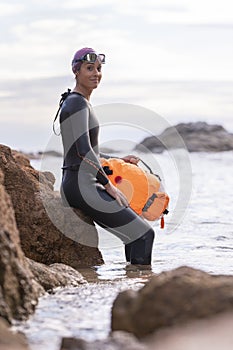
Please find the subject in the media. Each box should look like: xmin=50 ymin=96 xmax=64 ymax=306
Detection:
xmin=59 ymin=313 xmax=233 ymax=350
xmin=0 ymin=169 xmax=40 ymax=322
xmin=60 ymin=332 xmax=148 ymax=350
xmin=27 ymin=258 xmax=86 ymax=291
xmin=0 ymin=144 xmax=103 ymax=268
xmin=111 ymin=266 xmax=233 ymax=338
xmin=0 ymin=317 xmax=29 ymax=350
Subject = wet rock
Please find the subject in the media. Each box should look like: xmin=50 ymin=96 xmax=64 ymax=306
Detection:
xmin=0 ymin=169 xmax=40 ymax=323
xmin=0 ymin=144 xmax=103 ymax=268
xmin=111 ymin=266 xmax=233 ymax=338
xmin=27 ymin=259 xmax=86 ymax=291
xmin=0 ymin=317 xmax=29 ymax=350
xmin=60 ymin=331 xmax=147 ymax=350
xmin=60 ymin=313 xmax=233 ymax=350
xmin=145 ymin=311 xmax=233 ymax=350
xmin=136 ymin=122 xmax=233 ymax=153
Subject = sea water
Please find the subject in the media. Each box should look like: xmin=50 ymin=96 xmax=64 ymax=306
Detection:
xmin=13 ymin=151 xmax=233 ymax=350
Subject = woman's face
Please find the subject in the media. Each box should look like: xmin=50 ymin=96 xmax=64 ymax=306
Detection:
xmin=77 ymin=60 xmax=102 ymax=90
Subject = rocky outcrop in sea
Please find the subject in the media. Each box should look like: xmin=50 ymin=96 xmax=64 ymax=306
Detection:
xmin=135 ymin=122 xmax=233 ymax=153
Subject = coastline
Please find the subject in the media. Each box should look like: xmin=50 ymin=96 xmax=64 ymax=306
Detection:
xmin=1 ymin=135 xmax=233 ymax=350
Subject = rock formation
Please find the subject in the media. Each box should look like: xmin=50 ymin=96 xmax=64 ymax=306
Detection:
xmin=0 ymin=144 xmax=91 ymax=346
xmin=0 ymin=168 xmax=40 ymax=323
xmin=0 ymin=144 xmax=103 ymax=269
xmin=59 ymin=311 xmax=233 ymax=350
xmin=136 ymin=122 xmax=233 ymax=153
xmin=111 ymin=266 xmax=233 ymax=338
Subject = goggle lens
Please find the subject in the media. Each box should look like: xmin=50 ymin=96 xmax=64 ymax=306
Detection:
xmin=78 ymin=53 xmax=105 ymax=64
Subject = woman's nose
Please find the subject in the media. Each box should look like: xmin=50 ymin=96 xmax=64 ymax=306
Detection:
xmin=93 ymin=67 xmax=99 ymax=75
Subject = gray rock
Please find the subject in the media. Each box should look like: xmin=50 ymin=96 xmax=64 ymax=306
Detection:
xmin=136 ymin=122 xmax=233 ymax=152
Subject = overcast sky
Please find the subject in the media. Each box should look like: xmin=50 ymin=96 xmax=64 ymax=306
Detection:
xmin=0 ymin=0 xmax=233 ymax=150
xmin=1 ymin=0 xmax=233 ymax=81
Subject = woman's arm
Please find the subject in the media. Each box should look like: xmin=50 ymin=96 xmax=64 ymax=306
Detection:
xmin=104 ymin=181 xmax=128 ymax=207
xmin=121 ymin=154 xmax=140 ymax=165
xmin=100 ymin=152 xmax=140 ymax=165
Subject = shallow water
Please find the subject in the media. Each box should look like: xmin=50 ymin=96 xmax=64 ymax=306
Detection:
xmin=14 ymin=151 xmax=233 ymax=349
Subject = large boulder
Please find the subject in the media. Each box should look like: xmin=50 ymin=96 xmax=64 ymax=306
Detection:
xmin=0 ymin=144 xmax=103 ymax=268
xmin=0 ymin=169 xmax=40 ymax=323
xmin=111 ymin=266 xmax=233 ymax=338
xmin=136 ymin=122 xmax=233 ymax=153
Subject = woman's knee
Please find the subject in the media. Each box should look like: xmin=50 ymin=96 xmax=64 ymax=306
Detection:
xmin=141 ymin=228 xmax=155 ymax=242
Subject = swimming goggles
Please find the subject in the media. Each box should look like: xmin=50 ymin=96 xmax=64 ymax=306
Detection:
xmin=76 ymin=53 xmax=105 ymax=64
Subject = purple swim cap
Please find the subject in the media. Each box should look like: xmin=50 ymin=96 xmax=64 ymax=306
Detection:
xmin=71 ymin=47 xmax=96 ymax=73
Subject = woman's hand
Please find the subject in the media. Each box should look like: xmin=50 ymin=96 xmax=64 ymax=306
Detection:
xmin=104 ymin=181 xmax=129 ymax=207
xmin=121 ymin=154 xmax=140 ymax=165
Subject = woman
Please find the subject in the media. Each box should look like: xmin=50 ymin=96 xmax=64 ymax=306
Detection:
xmin=59 ymin=47 xmax=154 ymax=266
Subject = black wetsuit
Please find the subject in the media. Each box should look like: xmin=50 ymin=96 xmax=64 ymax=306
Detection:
xmin=59 ymin=92 xmax=154 ymax=265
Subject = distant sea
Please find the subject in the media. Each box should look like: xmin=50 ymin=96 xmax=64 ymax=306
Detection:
xmin=0 ymin=78 xmax=233 ymax=152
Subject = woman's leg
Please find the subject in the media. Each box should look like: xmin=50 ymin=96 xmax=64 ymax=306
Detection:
xmin=80 ymin=186 xmax=155 ymax=265
xmin=62 ymin=170 xmax=155 ymax=265
xmin=125 ymin=230 xmax=154 ymax=265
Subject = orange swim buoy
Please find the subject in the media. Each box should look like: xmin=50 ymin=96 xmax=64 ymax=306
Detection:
xmin=100 ymin=158 xmax=169 ymax=226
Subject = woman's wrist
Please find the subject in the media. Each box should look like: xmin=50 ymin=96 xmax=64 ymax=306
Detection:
xmin=104 ymin=181 xmax=111 ymax=189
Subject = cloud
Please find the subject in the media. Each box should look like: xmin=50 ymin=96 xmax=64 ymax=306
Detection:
xmin=62 ymin=0 xmax=110 ymax=9
xmin=0 ymin=3 xmax=24 ymax=16
xmin=110 ymin=0 xmax=233 ymax=25
xmin=0 ymin=0 xmax=233 ymax=82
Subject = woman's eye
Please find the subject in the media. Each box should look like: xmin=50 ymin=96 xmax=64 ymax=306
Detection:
xmin=97 ymin=66 xmax=102 ymax=72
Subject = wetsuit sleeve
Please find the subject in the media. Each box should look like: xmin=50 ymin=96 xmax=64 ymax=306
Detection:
xmin=70 ymin=105 xmax=109 ymax=186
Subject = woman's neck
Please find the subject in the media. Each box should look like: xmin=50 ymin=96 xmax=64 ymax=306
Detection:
xmin=73 ymin=86 xmax=92 ymax=101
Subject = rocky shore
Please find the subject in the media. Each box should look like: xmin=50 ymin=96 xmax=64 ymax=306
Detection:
xmin=0 ymin=144 xmax=102 ymax=349
xmin=135 ymin=121 xmax=233 ymax=153
xmin=1 ymin=142 xmax=233 ymax=350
